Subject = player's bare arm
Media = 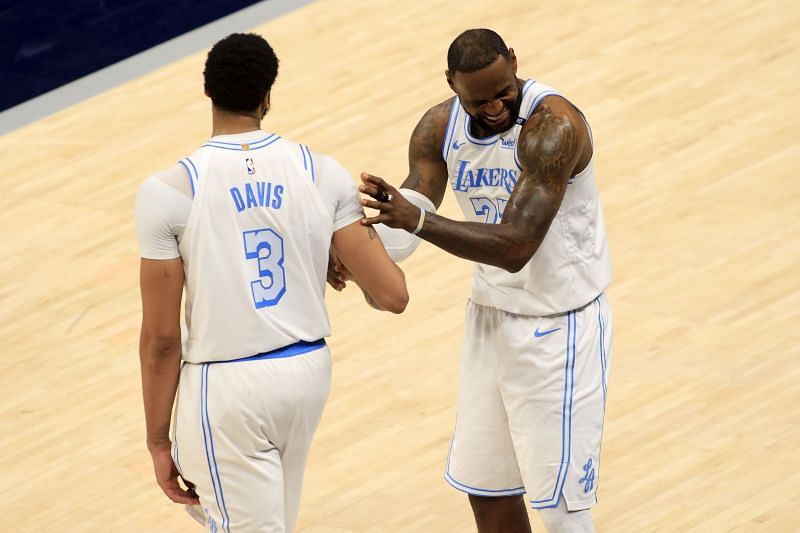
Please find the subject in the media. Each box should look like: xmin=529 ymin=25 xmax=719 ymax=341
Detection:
xmin=139 ymin=257 xmax=199 ymax=505
xmin=326 ymin=100 xmax=451 ymax=291
xmin=361 ymin=100 xmax=586 ymax=273
xmin=332 ymin=222 xmax=409 ymax=313
xmin=398 ymin=99 xmax=453 ymax=206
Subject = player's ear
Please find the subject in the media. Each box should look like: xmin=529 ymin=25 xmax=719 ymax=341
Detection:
xmin=508 ymin=48 xmax=518 ymax=74
xmin=259 ymin=91 xmax=271 ymax=119
xmin=445 ymin=70 xmax=455 ymax=92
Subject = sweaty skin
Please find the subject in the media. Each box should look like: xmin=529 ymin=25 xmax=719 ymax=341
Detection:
xmin=359 ymin=56 xmax=592 ymax=273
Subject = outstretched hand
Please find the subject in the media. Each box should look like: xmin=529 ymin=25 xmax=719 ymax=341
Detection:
xmin=359 ymin=173 xmax=420 ymax=232
xmin=150 ymin=445 xmax=200 ymax=505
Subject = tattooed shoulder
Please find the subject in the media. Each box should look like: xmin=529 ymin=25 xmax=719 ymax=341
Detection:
xmin=367 ymin=226 xmax=377 ymax=240
xmin=409 ymin=98 xmax=453 ymax=162
xmin=517 ymin=104 xmax=578 ymax=190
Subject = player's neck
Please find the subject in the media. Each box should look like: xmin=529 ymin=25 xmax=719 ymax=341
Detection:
xmin=210 ymin=107 xmax=262 ymax=137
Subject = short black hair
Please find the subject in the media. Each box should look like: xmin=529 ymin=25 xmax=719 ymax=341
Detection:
xmin=447 ymin=29 xmax=510 ymax=74
xmin=204 ymin=33 xmax=279 ymax=113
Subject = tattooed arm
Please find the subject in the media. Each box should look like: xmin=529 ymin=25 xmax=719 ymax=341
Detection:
xmin=399 ymin=99 xmax=453 ymax=206
xmin=362 ymin=98 xmax=587 ymax=272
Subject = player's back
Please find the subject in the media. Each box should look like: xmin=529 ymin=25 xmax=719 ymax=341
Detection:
xmin=178 ymin=132 xmax=333 ymax=363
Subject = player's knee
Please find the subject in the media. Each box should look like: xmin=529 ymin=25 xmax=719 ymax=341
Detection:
xmin=537 ymin=498 xmax=595 ymax=533
xmin=468 ymin=494 xmax=531 ymax=533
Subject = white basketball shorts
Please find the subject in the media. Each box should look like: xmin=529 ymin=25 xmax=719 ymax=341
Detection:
xmin=445 ymin=294 xmax=612 ymax=511
xmin=172 ymin=340 xmax=331 ymax=532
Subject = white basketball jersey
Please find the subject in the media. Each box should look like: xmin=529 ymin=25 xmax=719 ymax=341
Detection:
xmin=442 ymin=80 xmax=612 ymax=316
xmin=178 ymin=134 xmax=333 ymax=363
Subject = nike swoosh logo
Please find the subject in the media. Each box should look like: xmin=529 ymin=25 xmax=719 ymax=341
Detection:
xmin=452 ymin=140 xmax=464 ymax=150
xmin=533 ymin=327 xmax=561 ymax=338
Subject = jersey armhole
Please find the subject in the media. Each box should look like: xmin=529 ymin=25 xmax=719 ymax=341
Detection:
xmin=441 ymin=99 xmax=461 ymax=160
xmin=298 ymin=144 xmax=317 ymax=182
xmin=178 ymin=157 xmax=198 ymax=197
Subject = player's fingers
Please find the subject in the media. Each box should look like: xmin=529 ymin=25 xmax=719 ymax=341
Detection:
xmin=360 ymin=172 xmax=382 ymax=184
xmin=326 ymin=276 xmax=345 ymax=291
xmin=185 ymin=487 xmax=200 ymax=502
xmin=161 ymin=479 xmax=199 ymax=505
xmin=360 ymin=214 xmax=386 ymax=226
xmin=358 ymin=183 xmax=379 ymax=195
xmin=362 ymin=174 xmax=388 ymax=191
xmin=360 ymin=198 xmax=388 ymax=211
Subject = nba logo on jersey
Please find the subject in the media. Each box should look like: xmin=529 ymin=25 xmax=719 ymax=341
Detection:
xmin=246 ymin=158 xmax=255 ymax=175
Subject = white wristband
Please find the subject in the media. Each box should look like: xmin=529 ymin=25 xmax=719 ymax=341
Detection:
xmin=411 ymin=207 xmax=425 ymax=235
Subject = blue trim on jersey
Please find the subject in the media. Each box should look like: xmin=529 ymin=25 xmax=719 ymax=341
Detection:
xmin=308 ymin=147 xmax=316 ymax=182
xmin=205 ymin=135 xmax=274 ymax=146
xmin=525 ymin=90 xmax=559 ymax=120
xmin=201 ymin=365 xmax=232 ymax=532
xmin=185 ymin=157 xmax=199 ymax=180
xmin=513 ymin=88 xmax=560 ymax=170
xmin=211 ymin=339 xmax=326 ymax=364
xmin=530 ymin=310 xmax=576 ymax=509
xmin=172 ymin=434 xmax=182 ymax=476
xmin=200 ymin=364 xmax=226 ymax=530
xmin=204 ymin=134 xmax=276 ymax=147
xmin=300 ymin=144 xmax=316 ymax=182
xmin=464 ymin=114 xmax=499 ymax=146
xmin=519 ymin=79 xmax=534 ymax=102
xmin=206 ymin=365 xmax=232 ymax=533
xmin=442 ymin=98 xmax=460 ymax=160
xmin=444 ymin=400 xmax=527 ymax=498
xmin=202 ymin=135 xmax=281 ymax=151
xmin=172 ymin=385 xmax=183 ymax=476
xmin=178 ymin=159 xmax=196 ymax=197
xmin=445 ymin=470 xmax=526 ymax=497
xmin=597 ymin=297 xmax=607 ymax=402
xmin=207 ymin=373 xmax=232 ymax=533
xmin=299 ymin=144 xmax=308 ymax=172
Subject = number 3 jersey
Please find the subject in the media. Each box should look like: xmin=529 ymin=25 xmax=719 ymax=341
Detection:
xmin=442 ymin=80 xmax=612 ymax=316
xmin=135 ymin=131 xmax=364 ymax=363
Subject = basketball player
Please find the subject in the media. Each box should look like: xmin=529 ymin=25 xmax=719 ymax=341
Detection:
xmin=135 ymin=33 xmax=408 ymax=532
xmin=356 ymin=29 xmax=612 ymax=532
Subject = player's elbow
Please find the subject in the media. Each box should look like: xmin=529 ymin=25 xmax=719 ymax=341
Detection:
xmin=500 ymin=241 xmax=537 ymax=273
xmin=385 ymin=289 xmax=409 ymax=314
xmin=140 ymin=328 xmax=181 ymax=359
xmin=370 ymin=271 xmax=409 ymax=314
xmin=503 ymin=259 xmax=527 ymax=273
xmin=372 ymin=284 xmax=409 ymax=314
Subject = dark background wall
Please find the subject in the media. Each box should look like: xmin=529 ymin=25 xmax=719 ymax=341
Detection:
xmin=0 ymin=0 xmax=263 ymax=111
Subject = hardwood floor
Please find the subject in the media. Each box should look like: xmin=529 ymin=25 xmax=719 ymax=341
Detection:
xmin=0 ymin=0 xmax=797 ymax=530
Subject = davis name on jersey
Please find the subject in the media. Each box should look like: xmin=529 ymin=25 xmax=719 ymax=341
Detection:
xmin=230 ymin=181 xmax=285 ymax=212
xmin=178 ymin=135 xmax=334 ymax=363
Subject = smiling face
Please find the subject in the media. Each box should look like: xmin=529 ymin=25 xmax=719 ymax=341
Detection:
xmin=447 ymin=51 xmax=520 ymax=136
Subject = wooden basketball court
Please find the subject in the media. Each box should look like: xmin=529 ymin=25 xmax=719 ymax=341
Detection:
xmin=1 ymin=0 xmax=798 ymax=530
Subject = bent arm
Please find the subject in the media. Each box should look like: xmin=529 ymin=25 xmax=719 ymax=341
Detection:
xmin=139 ymin=257 xmax=184 ymax=452
xmin=332 ymin=221 xmax=408 ymax=313
xmin=363 ymin=104 xmax=583 ymax=272
xmin=364 ymin=100 xmax=451 ymax=263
